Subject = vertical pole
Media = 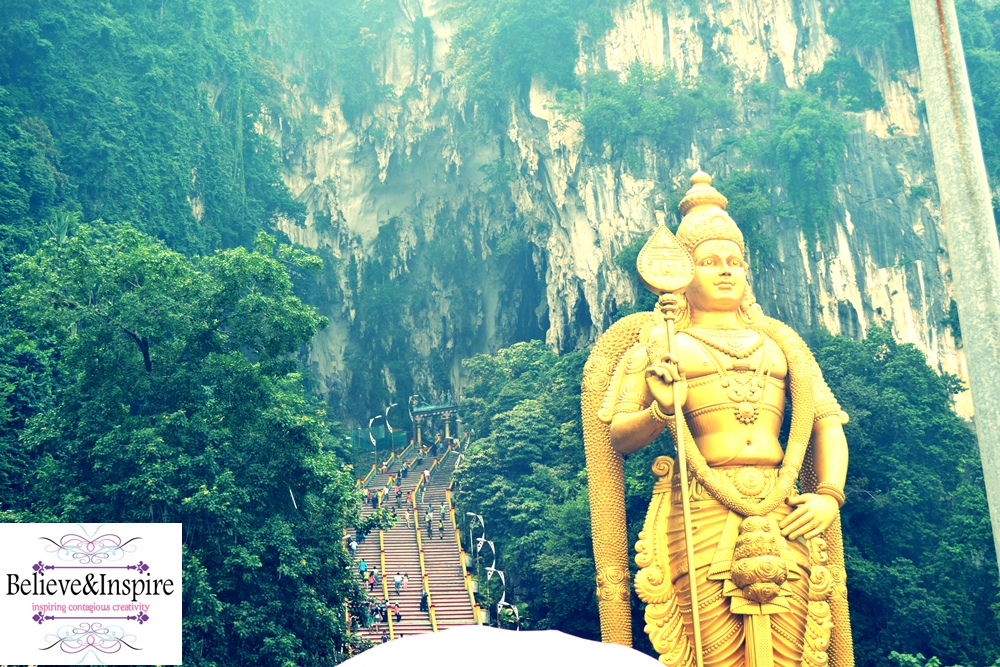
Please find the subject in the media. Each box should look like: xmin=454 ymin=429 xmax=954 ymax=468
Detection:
xmin=910 ymin=0 xmax=1000 ymax=565
xmin=662 ymin=296 xmax=703 ymax=667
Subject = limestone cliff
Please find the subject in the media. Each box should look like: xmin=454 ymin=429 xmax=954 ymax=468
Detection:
xmin=263 ymin=0 xmax=969 ymax=417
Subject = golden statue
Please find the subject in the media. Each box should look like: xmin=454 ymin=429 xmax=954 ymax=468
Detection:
xmin=582 ymin=171 xmax=852 ymax=667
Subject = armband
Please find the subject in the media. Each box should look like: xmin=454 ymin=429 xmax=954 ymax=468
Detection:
xmin=649 ymin=401 xmax=670 ymax=424
xmin=816 ymin=482 xmax=846 ymax=508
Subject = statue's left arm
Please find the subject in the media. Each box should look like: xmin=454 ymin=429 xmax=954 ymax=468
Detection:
xmin=780 ymin=345 xmax=849 ymax=541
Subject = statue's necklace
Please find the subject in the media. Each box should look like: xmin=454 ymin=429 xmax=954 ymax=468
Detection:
xmin=685 ymin=328 xmax=764 ymax=359
xmin=689 ymin=334 xmax=771 ymax=425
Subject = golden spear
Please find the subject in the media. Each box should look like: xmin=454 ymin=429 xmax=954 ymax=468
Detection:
xmin=636 ymin=223 xmax=704 ymax=667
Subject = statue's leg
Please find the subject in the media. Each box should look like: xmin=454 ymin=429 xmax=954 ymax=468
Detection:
xmin=666 ymin=484 xmax=812 ymax=667
xmin=768 ymin=503 xmax=810 ymax=667
xmin=669 ymin=495 xmax=744 ymax=667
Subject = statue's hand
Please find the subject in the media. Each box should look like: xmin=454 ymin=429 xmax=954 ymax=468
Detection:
xmin=646 ymin=352 xmax=687 ymax=414
xmin=780 ymin=493 xmax=839 ymax=541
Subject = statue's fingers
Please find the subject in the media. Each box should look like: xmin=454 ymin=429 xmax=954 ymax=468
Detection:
xmin=778 ymin=507 xmax=804 ymax=529
xmin=803 ymin=525 xmax=825 ymax=541
xmin=780 ymin=511 xmax=812 ymax=537
xmin=666 ymin=365 xmax=681 ymax=383
xmin=786 ymin=494 xmax=805 ymax=506
xmin=676 ymin=360 xmax=687 ymax=379
xmin=789 ymin=517 xmax=821 ymax=541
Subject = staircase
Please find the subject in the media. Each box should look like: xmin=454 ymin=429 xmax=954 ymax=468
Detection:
xmin=378 ymin=453 xmax=431 ymax=639
xmin=349 ymin=446 xmax=478 ymax=650
xmin=349 ymin=452 xmax=428 ymax=645
xmin=419 ymin=451 xmax=478 ymax=630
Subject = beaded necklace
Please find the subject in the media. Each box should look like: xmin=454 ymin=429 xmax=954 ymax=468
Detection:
xmin=688 ymin=334 xmax=771 ymax=425
xmin=684 ymin=328 xmax=764 ymax=359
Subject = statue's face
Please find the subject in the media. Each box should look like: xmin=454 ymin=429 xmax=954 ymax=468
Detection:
xmin=685 ymin=239 xmax=746 ymax=313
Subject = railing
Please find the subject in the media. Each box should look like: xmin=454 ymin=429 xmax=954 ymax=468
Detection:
xmin=413 ymin=505 xmax=438 ymax=633
xmin=379 ymin=529 xmax=396 ymax=640
xmin=344 ymin=601 xmax=354 ymax=656
xmin=357 ymin=463 xmax=376 ymax=488
xmin=446 ymin=482 xmax=483 ymax=625
xmin=409 ymin=446 xmax=454 ymax=634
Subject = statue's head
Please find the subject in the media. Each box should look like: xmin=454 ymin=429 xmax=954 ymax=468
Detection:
xmin=673 ymin=171 xmax=761 ymax=326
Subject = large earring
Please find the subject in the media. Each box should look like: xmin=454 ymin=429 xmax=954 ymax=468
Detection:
xmin=737 ymin=283 xmax=763 ymax=327
xmin=674 ymin=293 xmax=691 ymax=330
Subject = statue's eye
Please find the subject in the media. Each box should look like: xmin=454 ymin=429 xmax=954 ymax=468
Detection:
xmin=702 ymin=258 xmax=715 ymax=266
xmin=730 ymin=259 xmax=742 ymax=267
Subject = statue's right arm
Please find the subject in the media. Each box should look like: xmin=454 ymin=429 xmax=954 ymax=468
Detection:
xmin=607 ymin=344 xmax=667 ymax=455
xmin=610 ymin=409 xmax=666 ymax=455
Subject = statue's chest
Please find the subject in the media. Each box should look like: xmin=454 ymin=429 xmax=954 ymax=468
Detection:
xmin=680 ymin=332 xmax=788 ymax=382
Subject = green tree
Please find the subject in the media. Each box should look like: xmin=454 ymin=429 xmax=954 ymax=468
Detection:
xmin=812 ymin=328 xmax=999 ymax=667
xmin=765 ymin=92 xmax=850 ymax=241
xmin=1 ymin=223 xmax=365 ymax=666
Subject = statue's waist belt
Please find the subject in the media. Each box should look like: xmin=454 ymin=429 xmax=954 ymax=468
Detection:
xmin=671 ymin=465 xmax=781 ymax=503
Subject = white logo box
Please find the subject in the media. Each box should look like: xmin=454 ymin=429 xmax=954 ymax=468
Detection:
xmin=0 ymin=523 xmax=182 ymax=665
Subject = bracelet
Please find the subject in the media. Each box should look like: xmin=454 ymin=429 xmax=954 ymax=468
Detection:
xmin=648 ymin=401 xmax=670 ymax=424
xmin=816 ymin=483 xmax=846 ymax=508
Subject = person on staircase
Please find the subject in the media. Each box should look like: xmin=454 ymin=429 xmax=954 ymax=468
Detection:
xmin=426 ymin=509 xmax=434 ymax=538
xmin=420 ymin=588 xmax=429 ymax=612
xmin=403 ymin=573 xmax=409 ymax=592
xmin=367 ymin=570 xmax=375 ymax=592
xmin=438 ymin=515 xmax=444 ymax=540
xmin=358 ymin=558 xmax=367 ymax=581
xmin=393 ymin=602 xmax=401 ymax=624
xmin=394 ymin=572 xmax=402 ymax=596
xmin=403 ymin=508 xmax=411 ymax=528
xmin=395 ymin=484 xmax=403 ymax=508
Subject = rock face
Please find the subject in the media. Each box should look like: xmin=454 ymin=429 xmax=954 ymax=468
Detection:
xmin=264 ymin=0 xmax=970 ymax=417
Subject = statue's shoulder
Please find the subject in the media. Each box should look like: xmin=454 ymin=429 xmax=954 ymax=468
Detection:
xmin=583 ymin=312 xmax=655 ymax=395
xmin=755 ymin=316 xmax=847 ymax=422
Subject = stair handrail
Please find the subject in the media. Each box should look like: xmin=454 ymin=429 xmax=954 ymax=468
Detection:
xmin=447 ymin=482 xmax=483 ymax=625
xmin=344 ymin=601 xmax=354 ymax=656
xmin=413 ymin=505 xmax=439 ymax=633
xmin=357 ymin=463 xmax=376 ymax=488
xmin=379 ymin=529 xmax=396 ymax=640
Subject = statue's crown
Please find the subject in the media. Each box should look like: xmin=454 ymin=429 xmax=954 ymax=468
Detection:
xmin=675 ymin=170 xmax=744 ymax=255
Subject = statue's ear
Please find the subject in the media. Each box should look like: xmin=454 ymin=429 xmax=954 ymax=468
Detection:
xmin=738 ymin=282 xmax=763 ymax=327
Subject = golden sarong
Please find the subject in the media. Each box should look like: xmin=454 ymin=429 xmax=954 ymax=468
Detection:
xmin=667 ymin=468 xmax=809 ymax=667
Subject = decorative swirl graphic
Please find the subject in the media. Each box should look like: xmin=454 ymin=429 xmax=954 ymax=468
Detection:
xmin=42 ymin=622 xmax=140 ymax=654
xmin=42 ymin=533 xmax=139 ymax=564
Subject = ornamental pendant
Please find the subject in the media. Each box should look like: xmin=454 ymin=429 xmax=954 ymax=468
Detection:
xmin=736 ymin=402 xmax=759 ymax=425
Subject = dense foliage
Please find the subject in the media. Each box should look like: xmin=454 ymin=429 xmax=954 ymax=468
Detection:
xmin=749 ymin=92 xmax=851 ymax=242
xmin=447 ymin=0 xmax=617 ymax=120
xmin=0 ymin=223 xmax=371 ymax=665
xmin=582 ymin=61 xmax=733 ymax=166
xmin=453 ymin=330 xmax=999 ymax=665
xmin=0 ymin=0 xmax=391 ymax=258
xmin=806 ymin=56 xmax=886 ymax=113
